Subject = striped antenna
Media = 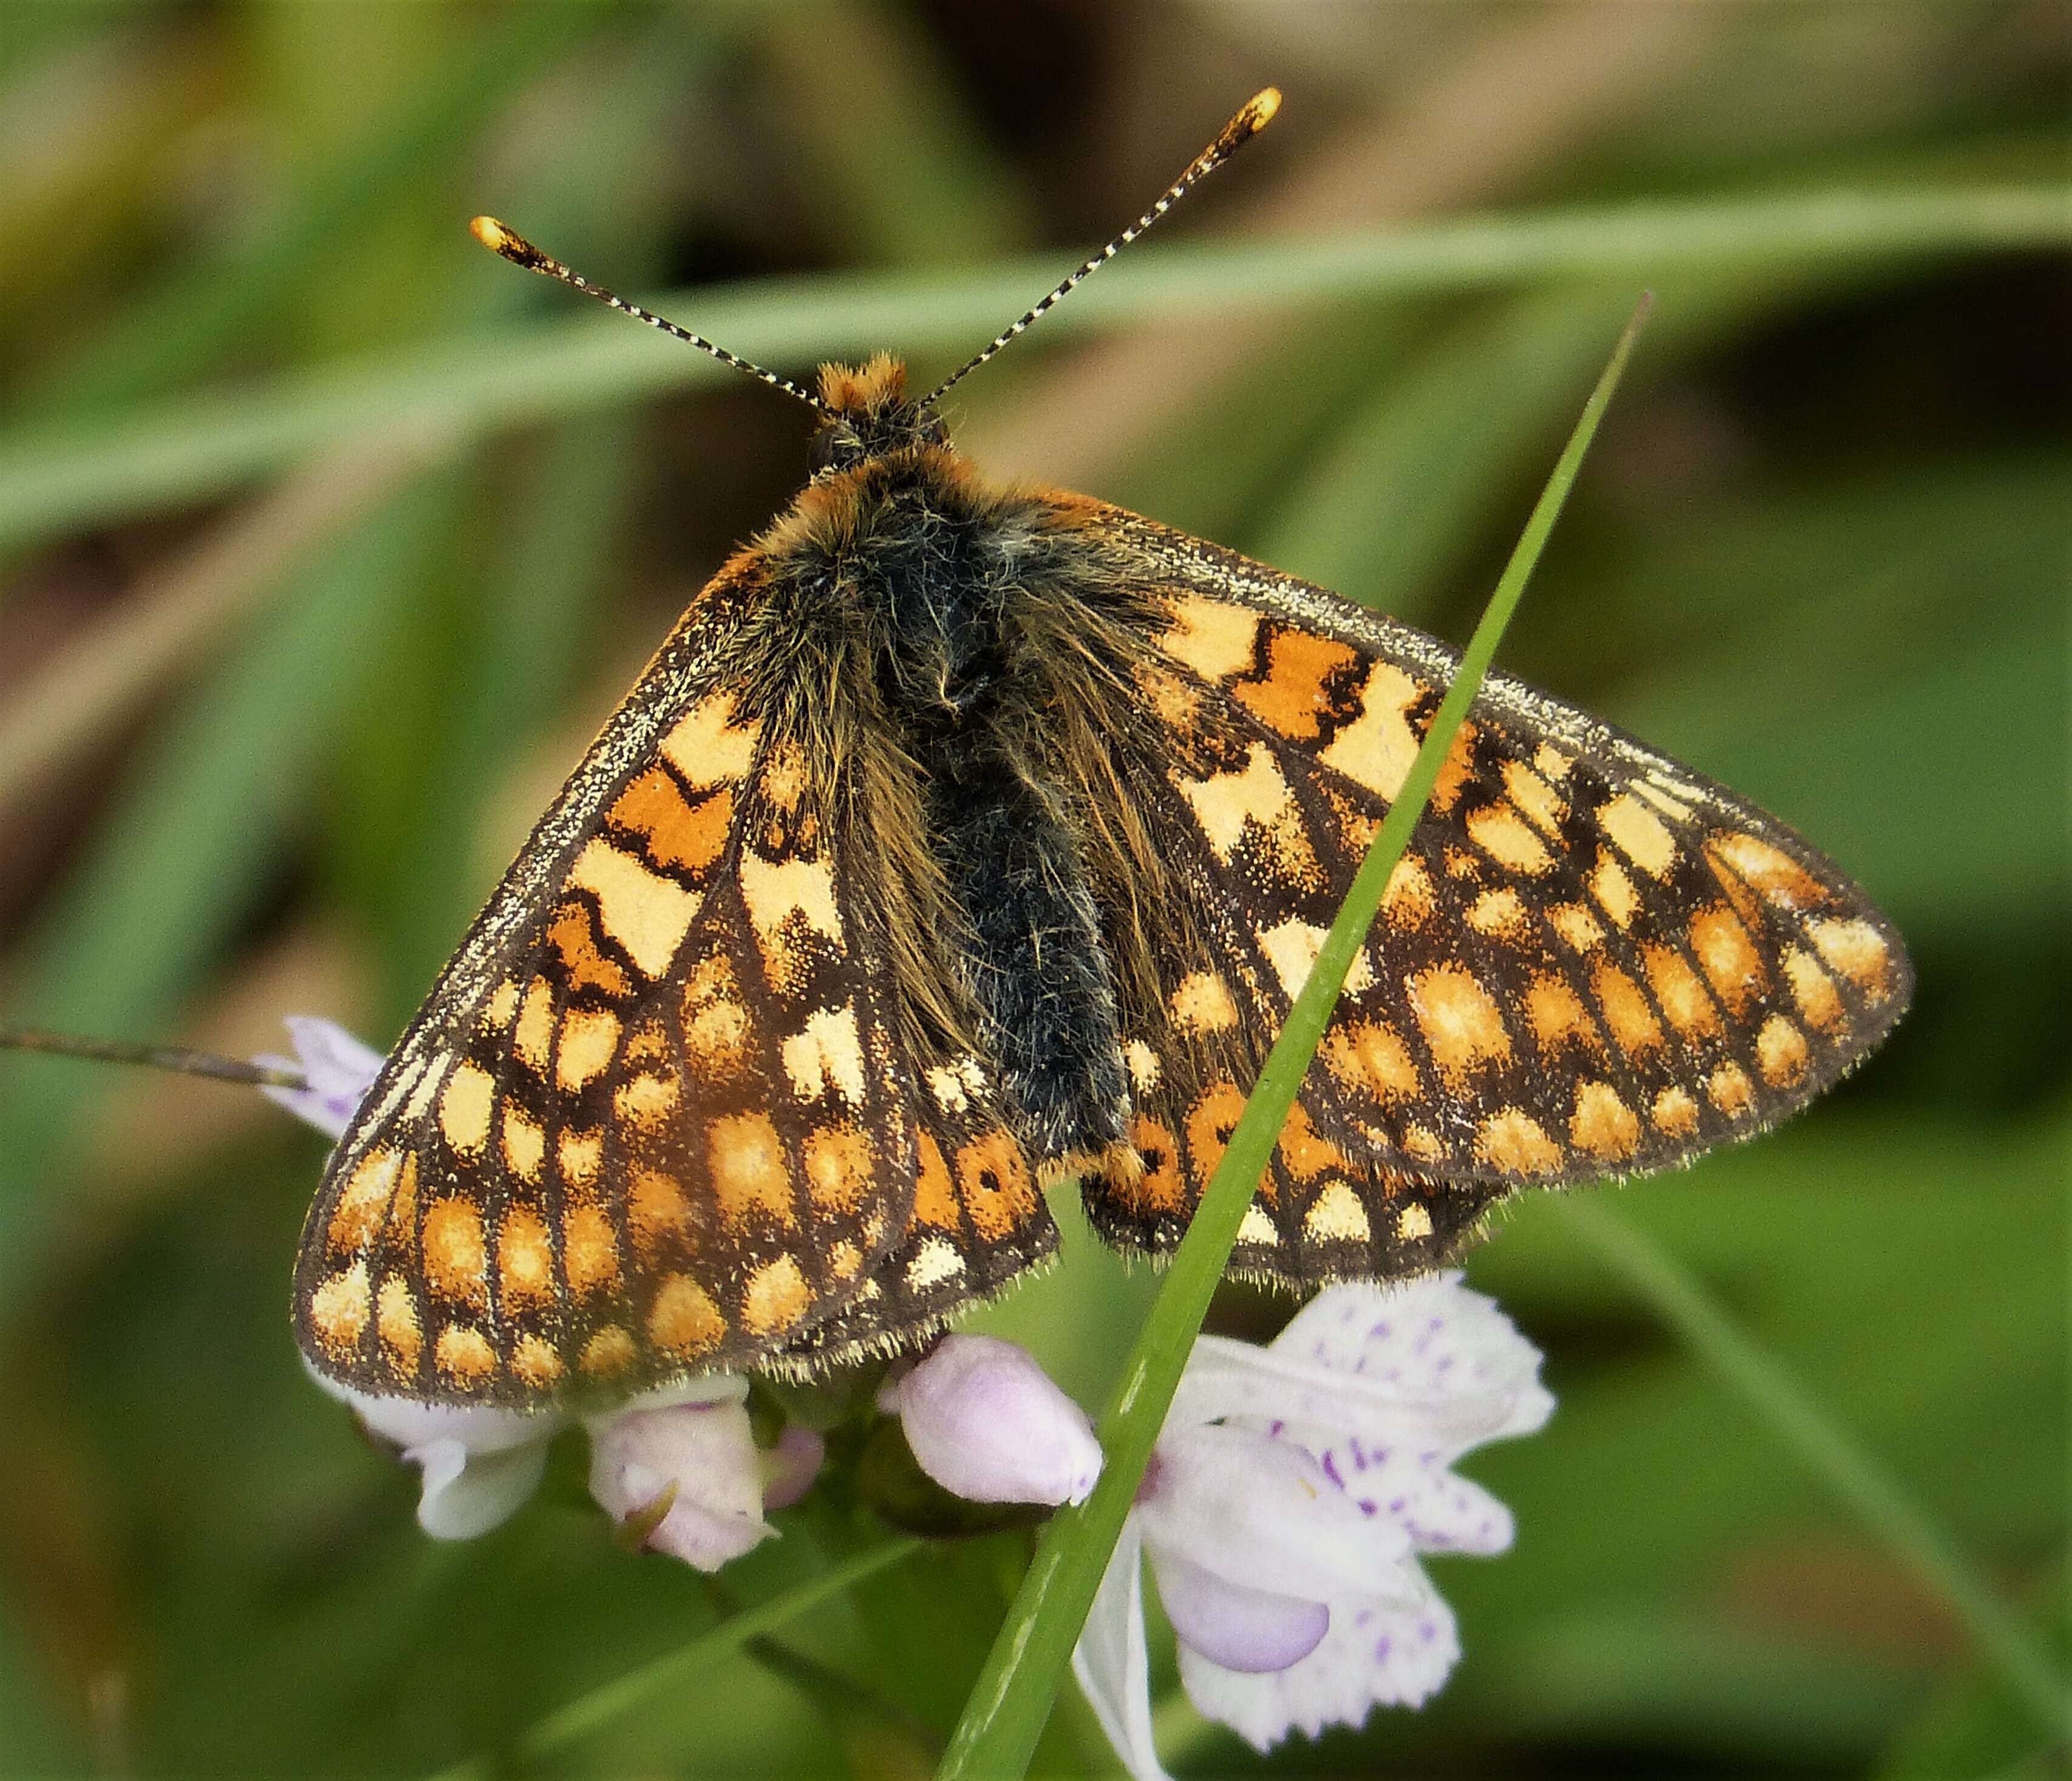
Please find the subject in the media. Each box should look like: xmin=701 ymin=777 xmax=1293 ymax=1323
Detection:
xmin=0 ymin=1027 xmax=308 ymax=1091
xmin=470 ymin=217 xmax=825 ymax=413
xmin=921 ymin=86 xmax=1281 ymax=407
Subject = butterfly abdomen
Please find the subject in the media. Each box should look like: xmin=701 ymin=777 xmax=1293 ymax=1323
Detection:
xmin=758 ymin=439 xmax=1134 ymax=1174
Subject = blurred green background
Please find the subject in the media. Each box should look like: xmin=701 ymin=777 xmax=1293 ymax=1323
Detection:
xmin=0 ymin=2 xmax=2064 ymax=1777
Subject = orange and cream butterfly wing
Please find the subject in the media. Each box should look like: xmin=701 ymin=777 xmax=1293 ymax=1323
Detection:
xmin=295 ymin=559 xmax=918 ymax=1409
xmin=1074 ymin=506 xmax=1910 ymax=1286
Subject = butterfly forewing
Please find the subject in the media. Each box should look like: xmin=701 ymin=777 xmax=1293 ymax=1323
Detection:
xmin=1074 ymin=506 xmax=1910 ymax=1287
xmin=296 ymin=560 xmax=921 ymax=1409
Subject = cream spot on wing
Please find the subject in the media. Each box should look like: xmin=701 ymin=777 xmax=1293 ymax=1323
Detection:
xmin=1467 ymin=888 xmax=1530 ymax=939
xmin=400 ymin=1058 xmax=440 ymax=1123
xmin=659 ymin=694 xmax=759 ymax=790
xmin=1652 ymin=1086 xmax=1700 ymax=1136
xmin=708 ymin=1112 xmax=793 ymax=1230
xmin=436 ymin=1324 xmax=496 ymax=1384
xmin=568 ymin=838 xmax=701 ymax=979
xmin=481 ymin=979 xmax=519 ymax=1034
xmin=1409 ymin=964 xmax=1511 ymax=1079
xmin=1125 ymin=1039 xmax=1160 ymax=1093
xmin=557 ymin=1006 xmax=619 ymax=1091
xmin=497 ymin=1207 xmax=554 ymax=1310
xmin=422 ymin=1198 xmax=488 ymax=1306
xmin=1708 ymin=1061 xmax=1756 ymax=1116
xmin=1569 ymin=1081 xmax=1640 ymax=1162
xmin=738 ymin=851 xmax=844 ymax=948
xmin=649 ymin=1275 xmax=725 ymax=1358
xmin=1548 ymin=902 xmax=1604 ymax=953
xmin=1467 ymin=803 xmax=1555 ymax=874
xmin=1525 ymin=973 xmax=1600 ymax=1055
xmin=1502 ymin=759 xmax=1569 ymax=837
xmin=1396 ymin=1202 xmax=1434 ymax=1241
xmin=613 ymin=1072 xmax=678 ymax=1124
xmin=1323 ymin=1019 xmax=1420 ymax=1103
xmin=925 ymin=1059 xmax=986 ymax=1112
xmin=1380 ymin=857 xmax=1435 ymax=929
xmin=1636 ymin=776 xmax=1697 ymax=820
xmin=1709 ymin=833 xmax=1831 ymax=910
xmin=376 ymin=1275 xmax=421 ymax=1371
xmin=740 ymin=1255 xmax=811 ymax=1336
xmin=1642 ymin=943 xmax=1722 ymax=1038
xmin=628 ymin=1168 xmax=691 ymax=1255
xmin=1782 ymin=947 xmax=1847 ymax=1034
xmin=782 ymin=1001 xmax=867 ymax=1105
xmin=501 ymin=1106 xmax=544 ymax=1183
xmin=803 ymin=1124 xmax=873 ymax=1212
xmin=1589 ymin=851 xmax=1640 ymax=928
xmin=1237 ymin=1204 xmax=1280 ymax=1247
xmin=1475 ymin=1109 xmax=1562 ymax=1176
xmin=906 ymin=1236 xmax=966 ymax=1291
xmin=1257 ymin=916 xmax=1372 ymax=1000
xmin=579 ymin=1326 xmax=635 ymax=1377
xmin=564 ymin=1204 xmax=618 ymax=1295
xmin=1535 ymin=742 xmax=1575 ymax=780
xmin=1170 ymin=970 xmax=1239 ymax=1035
xmin=1756 ymin=1014 xmax=1810 ymax=1086
xmin=1807 ymin=917 xmax=1894 ymax=998
xmin=310 ymin=1260 xmax=370 ymax=1354
xmin=1319 ymin=660 xmax=1423 ymax=802
xmin=1401 ymin=1123 xmax=1443 ymax=1163
xmin=1303 ymin=1179 xmax=1372 ymax=1244
xmin=1160 ymin=593 xmax=1259 ymax=681
xmin=1592 ymin=961 xmax=1665 ymax=1057
xmin=511 ymin=1335 xmax=561 ymax=1388
xmin=438 ymin=1063 xmax=494 ymax=1157
xmin=1689 ymin=904 xmax=1767 ymax=1011
xmin=1599 ymin=793 xmax=1678 ymax=879
xmin=1176 ymin=742 xmax=1314 ymax=879
xmin=328 ymin=1147 xmax=401 ymax=1254
xmin=513 ymin=977 xmax=553 ymax=1074
xmin=558 ymin=1128 xmax=601 ymax=1188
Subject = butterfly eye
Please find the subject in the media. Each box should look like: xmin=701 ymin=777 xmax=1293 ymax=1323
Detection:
xmin=809 ymin=423 xmax=859 ymax=472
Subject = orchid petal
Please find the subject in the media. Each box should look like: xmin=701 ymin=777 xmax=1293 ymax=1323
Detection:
xmin=257 ymin=1016 xmax=383 ymax=1142
xmin=1071 ymin=1520 xmax=1170 ymax=1781
xmin=406 ymin=1434 xmax=551 ymax=1540
xmin=588 ymin=1396 xmax=773 ymax=1571
xmin=307 ymin=1364 xmax=562 ymax=1456
xmin=1177 ymin=1574 xmax=1461 ymax=1752
xmin=1148 ymin=1549 xmax=1329 ymax=1674
xmin=1136 ymin=1425 xmax=1416 ymax=1606
xmin=760 ymin=1423 xmax=826 ymax=1511
xmin=892 ymin=1334 xmax=1102 ymax=1507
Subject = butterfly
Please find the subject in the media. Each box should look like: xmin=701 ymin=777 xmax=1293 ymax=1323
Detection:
xmin=293 ymin=89 xmax=1909 ymax=1411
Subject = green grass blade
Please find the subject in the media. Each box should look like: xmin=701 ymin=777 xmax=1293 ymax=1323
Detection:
xmin=1553 ymin=1197 xmax=2072 ymax=1745
xmin=936 ymin=294 xmax=1657 ymax=1781
xmin=424 ymin=1536 xmax=923 ymax=1781
xmin=0 ymin=185 xmax=2060 ymax=550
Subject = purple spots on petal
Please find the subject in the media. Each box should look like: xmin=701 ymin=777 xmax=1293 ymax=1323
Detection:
xmin=1349 ymin=1438 xmax=1369 ymax=1471
xmin=1355 ymin=1610 xmax=1374 ymax=1629
xmin=1320 ymin=1451 xmax=1345 ymax=1488
xmin=1375 ymin=1636 xmax=1392 ymax=1661
xmin=1389 ymin=1497 xmax=1406 ymax=1513
xmin=1357 ymin=1499 xmax=1377 ymax=1516
xmin=1369 ymin=1321 xmax=1392 ymax=1340
xmin=1418 ymin=1621 xmax=1437 ymax=1643
xmin=1267 ymin=1419 xmax=1284 ymax=1437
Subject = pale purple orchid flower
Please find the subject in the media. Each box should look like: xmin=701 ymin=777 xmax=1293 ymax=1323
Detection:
xmin=883 ymin=1333 xmax=1103 ymax=1507
xmin=265 ymin=1016 xmax=822 ymax=1567
xmin=1072 ymin=1275 xmax=1554 ymax=1779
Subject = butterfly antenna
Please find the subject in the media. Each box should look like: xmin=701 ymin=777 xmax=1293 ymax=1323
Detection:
xmin=922 ymin=86 xmax=1281 ymax=407
xmin=470 ymin=217 xmax=825 ymax=414
xmin=0 ymin=1026 xmax=308 ymax=1091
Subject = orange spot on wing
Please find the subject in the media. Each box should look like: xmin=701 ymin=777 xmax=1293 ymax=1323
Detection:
xmin=1756 ymin=1015 xmax=1810 ymax=1086
xmin=649 ymin=1275 xmax=726 ymax=1357
xmin=564 ymin=1204 xmax=619 ymax=1296
xmin=802 ymin=1123 xmax=874 ymax=1212
xmin=955 ymin=1128 xmax=1036 ymax=1241
xmin=436 ymin=1324 xmax=496 ymax=1384
xmin=610 ymin=768 xmax=732 ymax=874
xmin=422 ymin=1198 xmax=488 ymax=1306
xmin=629 ymin=1167 xmax=692 ymax=1255
xmin=1323 ymin=1018 xmax=1420 ymax=1103
xmin=548 ymin=901 xmax=632 ymax=996
xmin=497 ymin=1207 xmax=555 ymax=1312
xmin=1652 ymin=1086 xmax=1700 ymax=1136
xmin=1475 ymin=1109 xmax=1562 ymax=1176
xmin=310 ymin=1261 xmax=370 ymax=1354
xmin=741 ymin=1255 xmax=811 ymax=1336
xmin=1689 ymin=904 xmax=1768 ymax=1012
xmin=914 ymin=1132 xmax=958 ymax=1229
xmin=1592 ymin=961 xmax=1665 ymax=1058
xmin=1234 ymin=627 xmax=1359 ymax=741
xmin=1525 ymin=973 xmax=1601 ymax=1055
xmin=708 ymin=1112 xmax=794 ymax=1230
xmin=1408 ymin=964 xmax=1511 ymax=1081
xmin=1569 ymin=1082 xmax=1640 ymax=1162
xmin=1642 ymin=943 xmax=1722 ymax=1039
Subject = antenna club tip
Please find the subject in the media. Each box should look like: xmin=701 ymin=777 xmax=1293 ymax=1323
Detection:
xmin=470 ymin=214 xmax=551 ymax=272
xmin=1210 ymin=87 xmax=1283 ymax=162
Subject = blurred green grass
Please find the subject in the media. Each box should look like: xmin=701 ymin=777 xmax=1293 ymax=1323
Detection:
xmin=0 ymin=4 xmax=2063 ymax=1778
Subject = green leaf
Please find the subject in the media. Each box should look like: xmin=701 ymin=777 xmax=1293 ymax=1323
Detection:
xmin=0 ymin=185 xmax=2062 ymax=551
xmin=935 ymin=295 xmax=1656 ymax=1781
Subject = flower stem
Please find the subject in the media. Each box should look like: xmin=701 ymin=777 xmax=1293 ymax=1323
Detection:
xmin=936 ymin=294 xmax=1655 ymax=1781
xmin=1554 ymin=1196 xmax=2070 ymax=1743
xmin=422 ymin=1536 xmax=922 ymax=1781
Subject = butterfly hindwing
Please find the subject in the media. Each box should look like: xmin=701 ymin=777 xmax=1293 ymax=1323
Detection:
xmin=296 ymin=560 xmax=920 ymax=1408
xmin=1067 ymin=505 xmax=1910 ymax=1287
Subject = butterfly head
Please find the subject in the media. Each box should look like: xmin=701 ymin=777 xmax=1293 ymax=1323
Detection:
xmin=809 ymin=354 xmax=948 ymax=471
